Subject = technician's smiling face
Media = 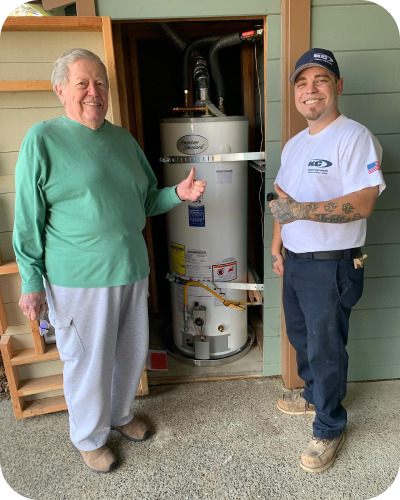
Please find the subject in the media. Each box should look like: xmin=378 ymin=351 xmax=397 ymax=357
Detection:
xmin=55 ymin=58 xmax=109 ymax=130
xmin=294 ymin=66 xmax=343 ymax=124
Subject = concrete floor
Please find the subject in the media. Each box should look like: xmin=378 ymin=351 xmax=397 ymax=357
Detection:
xmin=0 ymin=377 xmax=399 ymax=500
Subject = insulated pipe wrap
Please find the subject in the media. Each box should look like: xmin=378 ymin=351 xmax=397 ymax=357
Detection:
xmin=209 ymin=33 xmax=242 ymax=100
xmin=158 ymin=23 xmax=187 ymax=54
xmin=183 ymin=36 xmax=222 ymax=91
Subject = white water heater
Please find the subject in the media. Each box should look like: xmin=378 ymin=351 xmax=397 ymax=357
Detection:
xmin=161 ymin=116 xmax=249 ymax=359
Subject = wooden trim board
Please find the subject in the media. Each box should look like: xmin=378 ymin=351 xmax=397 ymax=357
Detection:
xmin=280 ymin=0 xmax=311 ymax=389
xmin=0 ymin=261 xmax=19 ymax=275
xmin=0 ymin=81 xmax=53 ymax=92
xmin=2 ymin=17 xmax=102 ymax=32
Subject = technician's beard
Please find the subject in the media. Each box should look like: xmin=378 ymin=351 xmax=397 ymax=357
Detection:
xmin=304 ymin=108 xmax=322 ymax=121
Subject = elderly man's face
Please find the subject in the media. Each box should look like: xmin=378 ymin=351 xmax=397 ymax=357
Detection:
xmin=55 ymin=58 xmax=109 ymax=130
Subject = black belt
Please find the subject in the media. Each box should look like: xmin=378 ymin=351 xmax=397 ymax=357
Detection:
xmin=287 ymin=248 xmax=362 ymax=260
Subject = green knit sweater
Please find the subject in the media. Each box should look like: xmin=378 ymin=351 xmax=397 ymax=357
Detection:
xmin=13 ymin=116 xmax=181 ymax=294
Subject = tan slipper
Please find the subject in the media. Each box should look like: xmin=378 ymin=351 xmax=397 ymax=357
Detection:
xmin=74 ymin=444 xmax=118 ymax=473
xmin=111 ymin=417 xmax=150 ymax=442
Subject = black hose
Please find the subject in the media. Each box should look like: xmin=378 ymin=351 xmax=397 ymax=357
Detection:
xmin=158 ymin=23 xmax=187 ymax=54
xmin=209 ymin=33 xmax=242 ymax=103
xmin=183 ymin=36 xmax=222 ymax=92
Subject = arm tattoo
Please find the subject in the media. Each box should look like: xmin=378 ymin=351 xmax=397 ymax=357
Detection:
xmin=342 ymin=203 xmax=355 ymax=214
xmin=305 ymin=202 xmax=320 ymax=212
xmin=271 ymin=255 xmax=278 ymax=269
xmin=324 ymin=202 xmax=339 ymax=213
xmin=314 ymin=213 xmax=364 ymax=223
xmin=270 ymin=198 xmax=311 ymax=223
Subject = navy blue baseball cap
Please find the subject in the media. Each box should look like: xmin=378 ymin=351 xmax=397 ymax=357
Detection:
xmin=290 ymin=48 xmax=340 ymax=83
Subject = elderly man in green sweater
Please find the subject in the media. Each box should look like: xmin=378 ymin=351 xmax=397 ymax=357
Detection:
xmin=13 ymin=48 xmax=206 ymax=474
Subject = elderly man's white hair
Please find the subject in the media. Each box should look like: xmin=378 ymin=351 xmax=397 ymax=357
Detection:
xmin=51 ymin=48 xmax=109 ymax=95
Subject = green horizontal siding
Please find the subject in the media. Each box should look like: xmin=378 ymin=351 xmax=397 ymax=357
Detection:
xmin=265 ymin=141 xmax=281 ymax=180
xmin=340 ymin=94 xmax=400 ymax=135
xmin=338 ymin=50 xmax=400 ymax=95
xmin=304 ymin=1 xmax=400 ymax=383
xmin=263 ymin=363 xmax=281 ymax=376
xmin=266 ymin=15 xmax=281 ymax=61
xmin=374 ymin=173 xmax=400 ymax=210
xmin=265 ymin=102 xmax=281 ymax=141
xmin=355 ymin=277 xmax=400 ymax=310
xmin=366 ymin=211 xmax=400 ymax=244
xmin=262 ymin=308 xmax=281 ymax=337
xmin=312 ymin=0 xmax=371 ymax=6
xmin=348 ymin=337 xmax=400 ymax=367
xmin=363 ymin=244 xmax=400 ymax=278
xmin=348 ymin=364 xmax=400 ymax=381
xmin=377 ymin=135 xmax=400 ymax=173
xmin=97 ymin=0 xmax=281 ymax=19
xmin=311 ymin=5 xmax=400 ymax=51
xmin=350 ymin=308 xmax=400 ymax=340
xmin=263 ymin=277 xmax=281 ymax=309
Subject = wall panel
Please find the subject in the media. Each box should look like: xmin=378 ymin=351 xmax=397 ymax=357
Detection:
xmin=311 ymin=1 xmax=400 ymax=382
xmin=311 ymin=5 xmax=400 ymax=51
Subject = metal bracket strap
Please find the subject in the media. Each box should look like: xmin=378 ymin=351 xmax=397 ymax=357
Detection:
xmin=159 ymin=152 xmax=265 ymax=164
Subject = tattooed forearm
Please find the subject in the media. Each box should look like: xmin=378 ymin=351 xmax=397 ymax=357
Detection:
xmin=271 ymin=255 xmax=278 ymax=269
xmin=305 ymin=202 xmax=320 ymax=212
xmin=342 ymin=203 xmax=355 ymax=214
xmin=314 ymin=213 xmax=363 ymax=223
xmin=324 ymin=202 xmax=339 ymax=213
xmin=270 ymin=198 xmax=311 ymax=223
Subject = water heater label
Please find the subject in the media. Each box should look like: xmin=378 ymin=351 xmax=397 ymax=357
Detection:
xmin=212 ymin=262 xmax=237 ymax=282
xmin=171 ymin=242 xmax=186 ymax=275
xmin=177 ymin=135 xmax=209 ymax=155
xmin=189 ymin=205 xmax=205 ymax=227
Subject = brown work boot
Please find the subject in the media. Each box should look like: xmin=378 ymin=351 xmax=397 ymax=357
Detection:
xmin=111 ymin=417 xmax=150 ymax=442
xmin=75 ymin=445 xmax=118 ymax=473
xmin=300 ymin=433 xmax=345 ymax=473
xmin=277 ymin=391 xmax=316 ymax=415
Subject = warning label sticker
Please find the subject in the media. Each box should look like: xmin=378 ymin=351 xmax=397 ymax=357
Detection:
xmin=212 ymin=261 xmax=237 ymax=282
xmin=171 ymin=242 xmax=186 ymax=275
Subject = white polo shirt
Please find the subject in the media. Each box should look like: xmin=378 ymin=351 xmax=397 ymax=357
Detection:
xmin=275 ymin=114 xmax=386 ymax=253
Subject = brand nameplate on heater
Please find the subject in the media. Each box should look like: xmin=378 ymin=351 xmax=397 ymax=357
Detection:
xmin=176 ymin=135 xmax=209 ymax=155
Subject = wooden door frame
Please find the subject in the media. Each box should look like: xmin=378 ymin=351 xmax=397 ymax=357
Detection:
xmin=280 ymin=0 xmax=311 ymax=388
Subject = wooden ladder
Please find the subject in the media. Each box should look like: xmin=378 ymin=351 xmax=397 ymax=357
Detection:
xmin=0 ymin=253 xmax=148 ymax=420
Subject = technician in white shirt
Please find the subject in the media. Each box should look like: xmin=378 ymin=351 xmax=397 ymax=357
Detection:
xmin=269 ymin=48 xmax=385 ymax=473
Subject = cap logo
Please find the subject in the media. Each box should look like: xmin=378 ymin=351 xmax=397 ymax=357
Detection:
xmin=314 ymin=53 xmax=333 ymax=65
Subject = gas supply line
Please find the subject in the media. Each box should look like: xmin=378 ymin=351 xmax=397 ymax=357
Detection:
xmin=183 ymin=281 xmax=252 ymax=333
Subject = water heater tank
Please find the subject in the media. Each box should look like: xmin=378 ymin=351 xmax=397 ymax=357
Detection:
xmin=161 ymin=116 xmax=249 ymax=359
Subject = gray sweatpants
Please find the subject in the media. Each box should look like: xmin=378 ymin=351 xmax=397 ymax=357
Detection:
xmin=43 ymin=278 xmax=149 ymax=451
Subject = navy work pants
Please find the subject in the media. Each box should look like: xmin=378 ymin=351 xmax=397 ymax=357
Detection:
xmin=282 ymin=249 xmax=364 ymax=439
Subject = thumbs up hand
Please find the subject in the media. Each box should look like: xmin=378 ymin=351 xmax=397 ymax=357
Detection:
xmin=176 ymin=167 xmax=207 ymax=202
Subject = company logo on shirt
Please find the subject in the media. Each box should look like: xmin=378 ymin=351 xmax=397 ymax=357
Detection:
xmin=367 ymin=161 xmax=381 ymax=174
xmin=308 ymin=159 xmax=333 ymax=168
xmin=307 ymin=159 xmax=333 ymax=175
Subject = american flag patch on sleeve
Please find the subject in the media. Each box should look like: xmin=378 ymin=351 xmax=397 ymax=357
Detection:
xmin=367 ymin=161 xmax=381 ymax=174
